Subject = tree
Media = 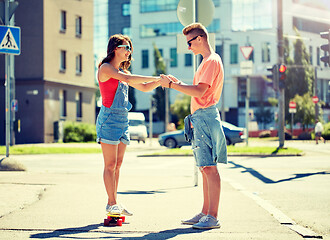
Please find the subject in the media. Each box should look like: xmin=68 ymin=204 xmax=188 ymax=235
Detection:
xmin=170 ymin=94 xmax=191 ymax=129
xmin=292 ymin=93 xmax=315 ymax=130
xmin=152 ymin=43 xmax=166 ymax=121
xmin=284 ymin=30 xmax=315 ymax=123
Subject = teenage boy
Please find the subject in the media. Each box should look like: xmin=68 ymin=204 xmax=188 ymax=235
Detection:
xmin=160 ymin=22 xmax=227 ymax=229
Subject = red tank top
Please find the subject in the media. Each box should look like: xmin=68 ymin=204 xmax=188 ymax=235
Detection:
xmin=99 ymin=78 xmax=119 ymax=108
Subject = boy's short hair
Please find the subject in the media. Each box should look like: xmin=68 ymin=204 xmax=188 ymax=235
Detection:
xmin=182 ymin=22 xmax=208 ymax=40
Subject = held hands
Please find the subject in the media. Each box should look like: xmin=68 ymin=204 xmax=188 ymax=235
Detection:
xmin=160 ymin=74 xmax=181 ymax=88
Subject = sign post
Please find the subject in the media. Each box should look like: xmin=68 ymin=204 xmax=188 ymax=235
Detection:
xmin=289 ymin=101 xmax=296 ymax=134
xmin=240 ymin=46 xmax=254 ymax=146
xmin=1 ymin=0 xmax=20 ymax=157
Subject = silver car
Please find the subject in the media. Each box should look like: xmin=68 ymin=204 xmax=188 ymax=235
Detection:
xmin=158 ymin=121 xmax=246 ymax=148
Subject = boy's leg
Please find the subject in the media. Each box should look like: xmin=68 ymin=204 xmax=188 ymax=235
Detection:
xmin=201 ymin=166 xmax=221 ymax=218
xmin=201 ymin=168 xmax=209 ymax=215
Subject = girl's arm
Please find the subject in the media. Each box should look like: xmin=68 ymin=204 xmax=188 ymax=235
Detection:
xmin=129 ymin=80 xmax=161 ymax=92
xmin=98 ymin=63 xmax=159 ymax=84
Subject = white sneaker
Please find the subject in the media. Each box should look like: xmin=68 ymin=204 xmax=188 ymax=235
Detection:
xmin=192 ymin=215 xmax=220 ymax=229
xmin=106 ymin=204 xmax=121 ymax=215
xmin=181 ymin=213 xmax=206 ymax=225
xmin=119 ymin=204 xmax=133 ymax=216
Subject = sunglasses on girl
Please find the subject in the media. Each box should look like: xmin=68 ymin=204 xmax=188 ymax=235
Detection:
xmin=187 ymin=35 xmax=203 ymax=47
xmin=117 ymin=45 xmax=131 ymax=52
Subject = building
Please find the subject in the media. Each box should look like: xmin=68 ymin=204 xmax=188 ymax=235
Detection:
xmin=0 ymin=0 xmax=96 ymax=145
xmin=125 ymin=0 xmax=330 ymax=130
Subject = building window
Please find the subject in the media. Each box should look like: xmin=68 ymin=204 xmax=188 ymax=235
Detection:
xmin=140 ymin=19 xmax=220 ymax=38
xmin=76 ymin=92 xmax=82 ymax=120
xmin=75 ymin=16 xmax=82 ymax=37
xmin=60 ymin=50 xmax=66 ymax=72
xmin=262 ymin=42 xmax=271 ymax=63
xmin=60 ymin=90 xmax=67 ymax=119
xmin=60 ymin=10 xmax=66 ymax=33
xmin=293 ymin=17 xmax=330 ymax=35
xmin=317 ymin=47 xmax=320 ymax=66
xmin=185 ymin=54 xmax=192 ymax=66
xmin=122 ymin=27 xmax=131 ymax=37
xmin=140 ymin=0 xmax=178 ymax=13
xmin=76 ymin=54 xmax=82 ymax=75
xmin=232 ymin=0 xmax=272 ymax=31
xmin=230 ymin=44 xmax=238 ymax=64
xmin=142 ymin=49 xmax=149 ymax=68
xmin=170 ymin=48 xmax=177 ymax=67
xmin=216 ymin=45 xmax=223 ymax=59
xmin=309 ymin=46 xmax=313 ymax=64
xmin=122 ymin=3 xmax=130 ymax=16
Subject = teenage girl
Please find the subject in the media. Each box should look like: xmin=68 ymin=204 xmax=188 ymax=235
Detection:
xmin=96 ymin=34 xmax=160 ymax=215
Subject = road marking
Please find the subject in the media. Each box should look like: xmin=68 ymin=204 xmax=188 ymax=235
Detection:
xmin=224 ymin=177 xmax=323 ymax=239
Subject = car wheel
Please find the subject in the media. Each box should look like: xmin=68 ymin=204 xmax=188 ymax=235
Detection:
xmin=164 ymin=138 xmax=177 ymax=148
xmin=226 ymin=138 xmax=231 ymax=145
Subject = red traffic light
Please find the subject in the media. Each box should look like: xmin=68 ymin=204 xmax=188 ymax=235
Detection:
xmin=279 ymin=64 xmax=287 ymax=73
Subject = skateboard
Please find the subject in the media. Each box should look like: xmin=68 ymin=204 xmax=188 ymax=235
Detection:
xmin=104 ymin=214 xmax=126 ymax=227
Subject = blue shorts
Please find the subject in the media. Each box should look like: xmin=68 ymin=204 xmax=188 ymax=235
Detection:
xmin=190 ymin=106 xmax=227 ymax=167
xmin=96 ymin=105 xmax=130 ymax=145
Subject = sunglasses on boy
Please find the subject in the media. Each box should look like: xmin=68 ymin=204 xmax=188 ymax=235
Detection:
xmin=117 ymin=45 xmax=131 ymax=52
xmin=187 ymin=35 xmax=204 ymax=47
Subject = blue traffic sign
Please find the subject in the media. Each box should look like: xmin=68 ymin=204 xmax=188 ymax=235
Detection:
xmin=0 ymin=25 xmax=20 ymax=55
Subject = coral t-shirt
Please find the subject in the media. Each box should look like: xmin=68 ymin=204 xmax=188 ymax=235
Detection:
xmin=191 ymin=52 xmax=224 ymax=114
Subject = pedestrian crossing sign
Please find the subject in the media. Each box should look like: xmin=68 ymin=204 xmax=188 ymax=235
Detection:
xmin=0 ymin=25 xmax=20 ymax=55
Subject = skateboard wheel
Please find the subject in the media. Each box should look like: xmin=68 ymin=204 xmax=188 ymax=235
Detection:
xmin=117 ymin=219 xmax=123 ymax=226
xmin=104 ymin=219 xmax=110 ymax=226
xmin=120 ymin=216 xmax=125 ymax=223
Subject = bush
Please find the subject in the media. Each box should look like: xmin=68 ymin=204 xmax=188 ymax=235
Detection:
xmin=259 ymin=130 xmax=271 ymax=138
xmin=322 ymin=122 xmax=330 ymax=140
xmin=63 ymin=121 xmax=96 ymax=143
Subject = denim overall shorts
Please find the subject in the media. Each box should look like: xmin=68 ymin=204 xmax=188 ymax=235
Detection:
xmin=96 ymin=81 xmax=132 ymax=145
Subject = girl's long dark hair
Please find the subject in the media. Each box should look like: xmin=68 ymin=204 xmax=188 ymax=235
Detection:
xmin=98 ymin=34 xmax=133 ymax=71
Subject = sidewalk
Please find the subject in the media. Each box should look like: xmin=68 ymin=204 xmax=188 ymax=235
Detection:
xmin=0 ymin=152 xmax=304 ymax=240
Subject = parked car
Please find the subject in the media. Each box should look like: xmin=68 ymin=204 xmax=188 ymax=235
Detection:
xmin=158 ymin=121 xmax=246 ymax=148
xmin=128 ymin=112 xmax=148 ymax=143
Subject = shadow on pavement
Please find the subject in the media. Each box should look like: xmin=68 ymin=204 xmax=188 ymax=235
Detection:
xmin=229 ymin=161 xmax=330 ymax=184
xmin=118 ymin=186 xmax=196 ymax=195
xmin=30 ymin=224 xmax=209 ymax=240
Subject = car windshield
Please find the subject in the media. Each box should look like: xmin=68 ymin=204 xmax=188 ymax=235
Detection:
xmin=129 ymin=120 xmax=145 ymax=126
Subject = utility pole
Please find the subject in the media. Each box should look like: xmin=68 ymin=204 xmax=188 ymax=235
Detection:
xmin=277 ymin=0 xmax=285 ymax=148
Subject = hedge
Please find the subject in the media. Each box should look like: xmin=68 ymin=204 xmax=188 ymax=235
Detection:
xmin=63 ymin=121 xmax=96 ymax=143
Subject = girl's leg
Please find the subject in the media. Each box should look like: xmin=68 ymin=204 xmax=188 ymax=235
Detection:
xmin=114 ymin=142 xmax=127 ymax=200
xmin=101 ymin=142 xmax=118 ymax=206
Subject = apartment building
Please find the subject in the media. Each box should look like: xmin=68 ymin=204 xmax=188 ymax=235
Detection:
xmin=0 ymin=0 xmax=96 ymax=144
xmin=124 ymin=0 xmax=330 ymax=129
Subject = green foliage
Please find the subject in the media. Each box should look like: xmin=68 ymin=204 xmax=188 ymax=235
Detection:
xmin=152 ymin=43 xmax=167 ymax=122
xmin=170 ymin=94 xmax=191 ymax=129
xmin=63 ymin=121 xmax=96 ymax=143
xmin=255 ymin=107 xmax=273 ymax=129
xmin=283 ymin=30 xmax=315 ymax=124
xmin=322 ymin=122 xmax=330 ymax=140
xmin=268 ymin=97 xmax=278 ymax=107
xmin=292 ymin=94 xmax=315 ymax=130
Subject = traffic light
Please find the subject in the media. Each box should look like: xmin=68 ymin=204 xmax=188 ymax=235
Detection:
xmin=278 ymin=64 xmax=287 ymax=89
xmin=320 ymin=30 xmax=330 ymax=66
xmin=266 ymin=64 xmax=278 ymax=91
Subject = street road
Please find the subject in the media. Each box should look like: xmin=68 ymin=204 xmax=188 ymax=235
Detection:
xmin=0 ymin=140 xmax=329 ymax=239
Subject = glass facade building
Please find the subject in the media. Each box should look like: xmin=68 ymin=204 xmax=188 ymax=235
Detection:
xmin=231 ymin=0 xmax=272 ymax=31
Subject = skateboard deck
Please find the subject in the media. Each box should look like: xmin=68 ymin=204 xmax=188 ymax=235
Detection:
xmin=104 ymin=214 xmax=126 ymax=226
